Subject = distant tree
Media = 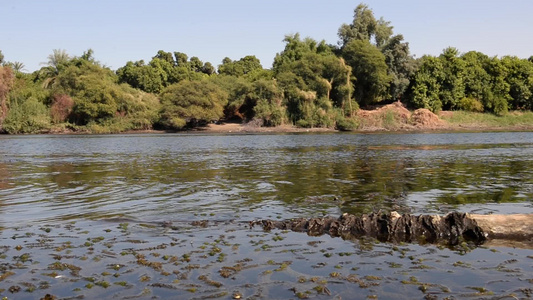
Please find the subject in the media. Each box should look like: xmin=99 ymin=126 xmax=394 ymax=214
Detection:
xmin=338 ymin=4 xmax=377 ymax=47
xmin=273 ymin=34 xmax=354 ymax=126
xmin=461 ymin=51 xmax=491 ymax=101
xmin=159 ymin=80 xmax=228 ymax=129
xmin=407 ymin=55 xmax=444 ymax=112
xmin=338 ymin=4 xmax=394 ymax=49
xmin=174 ymin=52 xmax=188 ymax=67
xmin=0 ymin=50 xmax=4 ymax=65
xmin=201 ymin=62 xmax=216 ymax=75
xmin=117 ymin=51 xmax=212 ymax=93
xmin=438 ymin=47 xmax=465 ymax=110
xmin=218 ymin=55 xmax=263 ymax=77
xmin=209 ymin=75 xmax=253 ymax=119
xmin=153 ymin=50 xmax=175 ymax=65
xmin=46 ymin=49 xmax=70 ymax=71
xmin=38 ymin=49 xmax=71 ymax=89
xmin=117 ymin=61 xmax=165 ymax=93
xmin=341 ymin=39 xmax=390 ymax=106
xmin=503 ymin=56 xmax=533 ymax=110
xmin=381 ymin=34 xmax=416 ymax=101
xmin=484 ymin=57 xmax=510 ymax=115
xmin=0 ymin=66 xmax=14 ymax=130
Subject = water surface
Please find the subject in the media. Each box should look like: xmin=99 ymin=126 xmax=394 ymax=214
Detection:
xmin=0 ymin=132 xmax=532 ymax=227
xmin=0 ymin=132 xmax=532 ymax=299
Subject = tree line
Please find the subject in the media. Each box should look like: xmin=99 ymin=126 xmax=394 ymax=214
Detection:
xmin=0 ymin=3 xmax=532 ymax=134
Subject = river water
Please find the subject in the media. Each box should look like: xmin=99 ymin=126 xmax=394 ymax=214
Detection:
xmin=0 ymin=132 xmax=532 ymax=299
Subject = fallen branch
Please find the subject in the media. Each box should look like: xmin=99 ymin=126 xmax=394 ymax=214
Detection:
xmin=250 ymin=212 xmax=533 ymax=246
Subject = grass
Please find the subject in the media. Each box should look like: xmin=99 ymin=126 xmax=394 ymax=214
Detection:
xmin=441 ymin=111 xmax=533 ymax=128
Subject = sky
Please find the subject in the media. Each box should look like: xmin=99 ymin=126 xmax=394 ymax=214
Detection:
xmin=1 ymin=0 xmax=532 ymax=72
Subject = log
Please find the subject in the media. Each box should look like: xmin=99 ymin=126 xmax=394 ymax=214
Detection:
xmin=250 ymin=212 xmax=533 ymax=246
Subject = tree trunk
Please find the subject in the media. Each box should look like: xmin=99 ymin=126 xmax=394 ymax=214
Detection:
xmin=251 ymin=212 xmax=533 ymax=247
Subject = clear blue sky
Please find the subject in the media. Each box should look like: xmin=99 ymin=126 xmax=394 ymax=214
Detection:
xmin=1 ymin=0 xmax=532 ymax=72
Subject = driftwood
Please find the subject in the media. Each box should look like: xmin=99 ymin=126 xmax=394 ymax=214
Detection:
xmin=250 ymin=212 xmax=533 ymax=246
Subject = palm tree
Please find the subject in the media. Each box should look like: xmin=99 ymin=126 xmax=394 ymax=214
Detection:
xmin=10 ymin=62 xmax=25 ymax=73
xmin=40 ymin=49 xmax=70 ymax=89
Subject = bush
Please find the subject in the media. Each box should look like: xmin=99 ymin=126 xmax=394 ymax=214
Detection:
xmin=50 ymin=94 xmax=74 ymax=123
xmin=459 ymin=97 xmax=484 ymax=112
xmin=3 ymin=97 xmax=51 ymax=133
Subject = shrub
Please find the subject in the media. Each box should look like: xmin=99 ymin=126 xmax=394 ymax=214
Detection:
xmin=50 ymin=94 xmax=74 ymax=123
xmin=459 ymin=97 xmax=484 ymax=112
xmin=3 ymin=97 xmax=51 ymax=133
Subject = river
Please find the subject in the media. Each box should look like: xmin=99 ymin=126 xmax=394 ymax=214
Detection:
xmin=0 ymin=132 xmax=532 ymax=299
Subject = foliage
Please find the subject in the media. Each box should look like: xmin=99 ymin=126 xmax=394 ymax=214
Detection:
xmin=2 ymin=3 xmax=533 ymax=134
xmin=341 ymin=39 xmax=390 ymax=106
xmin=273 ymin=34 xmax=353 ymax=127
xmin=116 ymin=50 xmax=214 ymax=93
xmin=338 ymin=4 xmax=393 ymax=48
xmin=159 ymin=80 xmax=227 ymax=129
xmin=218 ymin=55 xmax=263 ymax=77
xmin=0 ymin=65 xmax=15 ymax=130
xmin=458 ymin=97 xmax=484 ymax=112
xmin=250 ymin=79 xmax=286 ymax=126
xmin=3 ymin=96 xmax=50 ymax=134
xmin=50 ymin=94 xmax=75 ymax=123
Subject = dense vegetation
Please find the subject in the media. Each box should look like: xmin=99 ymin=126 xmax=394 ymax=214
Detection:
xmin=0 ymin=4 xmax=532 ymax=134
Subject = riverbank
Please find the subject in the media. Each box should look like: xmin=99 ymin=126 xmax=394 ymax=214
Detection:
xmin=19 ymin=103 xmax=533 ymax=135
xmin=197 ymin=103 xmax=533 ymax=134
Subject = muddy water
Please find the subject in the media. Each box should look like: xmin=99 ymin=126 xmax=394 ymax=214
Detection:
xmin=0 ymin=132 xmax=532 ymax=299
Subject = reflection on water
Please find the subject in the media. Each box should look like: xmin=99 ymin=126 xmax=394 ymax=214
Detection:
xmin=0 ymin=132 xmax=532 ymax=227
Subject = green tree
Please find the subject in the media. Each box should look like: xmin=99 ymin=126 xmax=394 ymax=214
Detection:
xmin=338 ymin=4 xmax=377 ymax=47
xmin=7 ymin=62 xmax=26 ymax=73
xmin=117 ymin=61 xmax=165 ymax=93
xmin=407 ymin=55 xmax=444 ymax=112
xmin=484 ymin=57 xmax=510 ymax=115
xmin=209 ymin=75 xmax=253 ymax=120
xmin=0 ymin=50 xmax=4 ymax=65
xmin=273 ymin=34 xmax=353 ymax=126
xmin=218 ymin=55 xmax=263 ymax=77
xmin=153 ymin=50 xmax=175 ymax=65
xmin=342 ymin=39 xmax=390 ymax=106
xmin=159 ymin=80 xmax=228 ymax=129
xmin=381 ymin=34 xmax=416 ymax=101
xmin=249 ymin=79 xmax=286 ymax=126
xmin=37 ymin=49 xmax=71 ymax=89
xmin=438 ymin=47 xmax=465 ymax=110
xmin=502 ymin=56 xmax=533 ymax=110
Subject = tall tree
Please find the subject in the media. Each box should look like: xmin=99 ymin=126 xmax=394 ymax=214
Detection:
xmin=338 ymin=4 xmax=377 ymax=48
xmin=407 ymin=55 xmax=444 ymax=112
xmin=381 ymin=34 xmax=416 ymax=101
xmin=38 ymin=49 xmax=71 ymax=89
xmin=438 ymin=47 xmax=465 ymax=110
xmin=219 ymin=55 xmax=263 ymax=77
xmin=342 ymin=39 xmax=390 ymax=106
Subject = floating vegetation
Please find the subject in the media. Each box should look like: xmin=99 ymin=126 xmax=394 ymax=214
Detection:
xmin=0 ymin=219 xmax=531 ymax=299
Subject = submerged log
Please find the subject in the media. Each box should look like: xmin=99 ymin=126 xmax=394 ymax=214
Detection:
xmin=251 ymin=212 xmax=533 ymax=245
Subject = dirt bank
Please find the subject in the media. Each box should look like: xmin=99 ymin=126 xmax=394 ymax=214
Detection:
xmin=200 ymin=102 xmax=533 ymax=134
